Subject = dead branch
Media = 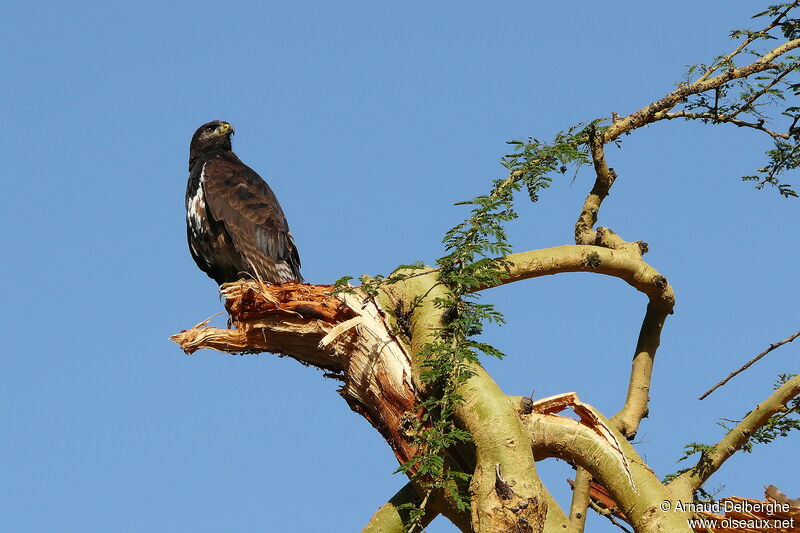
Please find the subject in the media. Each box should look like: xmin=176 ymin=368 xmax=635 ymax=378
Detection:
xmin=699 ymin=329 xmax=800 ymax=400
xmin=569 ymin=481 xmax=800 ymax=533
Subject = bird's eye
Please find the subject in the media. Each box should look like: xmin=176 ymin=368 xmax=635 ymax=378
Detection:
xmin=205 ymin=125 xmax=216 ymax=132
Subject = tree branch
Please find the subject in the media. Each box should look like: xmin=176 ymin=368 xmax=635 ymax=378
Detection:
xmin=695 ymin=2 xmax=799 ymax=84
xmin=568 ymin=467 xmax=592 ymax=532
xmin=574 ymin=129 xmax=623 ymax=248
xmin=575 ymin=132 xmax=646 ymax=259
xmin=480 ymin=246 xmax=674 ymax=312
xmin=699 ymin=329 xmax=800 ymax=399
xmin=457 ymin=366 xmax=548 ymax=532
xmin=662 ymin=111 xmax=790 ymax=140
xmin=589 ymin=501 xmax=634 ymax=533
xmin=603 ymin=38 xmax=800 ymax=143
xmin=612 ymin=303 xmax=671 ymax=438
xmin=521 ymin=396 xmax=694 ymax=533
xmin=383 ymin=273 xmax=551 ymax=532
xmin=670 ymin=374 xmax=800 ymax=494
xmin=727 ymin=66 xmax=795 ymax=121
xmin=480 ymin=246 xmax=674 ymax=439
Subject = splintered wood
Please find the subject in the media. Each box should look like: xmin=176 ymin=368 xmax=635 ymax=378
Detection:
xmin=532 ymin=392 xmax=635 ymax=490
xmin=170 ymin=281 xmax=353 ymax=369
xmin=170 ymin=280 xmax=424 ymax=465
xmin=222 ymin=280 xmax=350 ymax=323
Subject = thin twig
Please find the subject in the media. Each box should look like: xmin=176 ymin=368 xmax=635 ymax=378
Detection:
xmin=662 ymin=111 xmax=790 ymax=139
xmin=699 ymin=329 xmax=800 ymax=400
xmin=588 ymin=500 xmax=633 ymax=533
xmin=713 ymin=87 xmax=720 ymax=122
xmin=696 ymin=1 xmax=799 ymax=84
xmin=727 ymin=66 xmax=795 ymax=121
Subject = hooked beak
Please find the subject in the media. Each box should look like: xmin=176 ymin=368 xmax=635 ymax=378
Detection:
xmin=216 ymin=122 xmax=235 ymax=136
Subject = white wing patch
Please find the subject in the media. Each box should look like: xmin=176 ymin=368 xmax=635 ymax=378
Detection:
xmin=187 ymin=164 xmax=207 ymax=236
xmin=187 ymin=164 xmax=214 ymax=268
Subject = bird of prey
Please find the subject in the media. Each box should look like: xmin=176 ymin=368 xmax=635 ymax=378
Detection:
xmin=185 ymin=120 xmax=303 ymax=285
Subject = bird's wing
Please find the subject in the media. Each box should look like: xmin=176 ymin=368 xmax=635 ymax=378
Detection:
xmin=201 ymin=155 xmax=302 ymax=283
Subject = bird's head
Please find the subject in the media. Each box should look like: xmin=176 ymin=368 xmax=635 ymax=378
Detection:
xmin=189 ymin=120 xmax=235 ymax=168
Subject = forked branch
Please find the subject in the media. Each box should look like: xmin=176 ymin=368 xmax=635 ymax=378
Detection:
xmin=603 ymin=38 xmax=800 ymax=144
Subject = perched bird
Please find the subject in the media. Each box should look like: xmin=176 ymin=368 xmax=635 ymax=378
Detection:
xmin=185 ymin=120 xmax=303 ymax=285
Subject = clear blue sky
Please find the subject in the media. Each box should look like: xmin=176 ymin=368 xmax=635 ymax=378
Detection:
xmin=1 ymin=2 xmax=797 ymax=532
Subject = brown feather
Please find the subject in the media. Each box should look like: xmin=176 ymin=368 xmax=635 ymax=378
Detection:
xmin=200 ymin=155 xmax=302 ymax=283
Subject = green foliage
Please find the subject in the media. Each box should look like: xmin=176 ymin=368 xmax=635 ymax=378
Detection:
xmin=397 ymin=124 xmax=594 ymax=529
xmin=331 ymin=262 xmax=430 ymax=299
xmin=503 ymin=121 xmax=595 ymax=201
xmin=751 ymin=3 xmax=800 ymax=39
xmin=332 ymin=275 xmax=355 ymax=293
xmin=662 ymin=442 xmax=716 ymax=500
xmin=332 ymin=124 xmax=594 ymax=531
xmin=332 ymin=6 xmax=800 ymax=529
xmin=680 ymin=2 xmax=800 ymax=197
xmin=742 ymin=139 xmax=800 ymax=196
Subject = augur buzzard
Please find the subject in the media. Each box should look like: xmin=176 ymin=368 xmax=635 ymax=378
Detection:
xmin=186 ymin=120 xmax=303 ymax=285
